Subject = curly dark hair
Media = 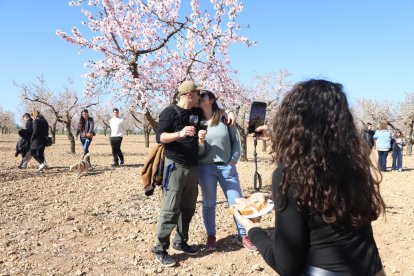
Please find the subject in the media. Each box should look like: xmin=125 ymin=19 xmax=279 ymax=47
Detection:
xmin=271 ymin=79 xmax=385 ymax=227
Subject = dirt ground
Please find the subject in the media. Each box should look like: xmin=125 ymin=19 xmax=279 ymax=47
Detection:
xmin=0 ymin=134 xmax=413 ymax=275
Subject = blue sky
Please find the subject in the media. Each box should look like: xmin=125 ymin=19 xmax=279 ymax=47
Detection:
xmin=1 ymin=1 xmax=413 ymax=121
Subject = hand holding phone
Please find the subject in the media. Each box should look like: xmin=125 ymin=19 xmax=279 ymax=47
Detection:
xmin=248 ymin=101 xmax=267 ymax=134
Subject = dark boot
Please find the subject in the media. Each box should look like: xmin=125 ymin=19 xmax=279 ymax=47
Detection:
xmin=86 ymin=155 xmax=92 ymax=167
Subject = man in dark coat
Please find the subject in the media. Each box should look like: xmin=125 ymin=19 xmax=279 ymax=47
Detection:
xmin=363 ymin=123 xmax=375 ymax=151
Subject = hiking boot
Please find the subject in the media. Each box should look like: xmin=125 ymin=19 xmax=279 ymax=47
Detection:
xmin=172 ymin=242 xmax=198 ymax=256
xmin=155 ymin=252 xmax=176 ymax=267
xmin=235 ymin=236 xmax=257 ymax=252
xmin=111 ymin=162 xmax=119 ymax=167
xmin=205 ymin=235 xmax=217 ymax=251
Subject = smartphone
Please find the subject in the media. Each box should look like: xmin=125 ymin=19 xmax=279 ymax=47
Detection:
xmin=248 ymin=101 xmax=267 ymax=134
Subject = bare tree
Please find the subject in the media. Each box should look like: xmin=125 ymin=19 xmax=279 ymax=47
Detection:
xmin=353 ymin=98 xmax=401 ymax=130
xmin=21 ymin=100 xmax=60 ymax=143
xmin=95 ymin=106 xmax=112 ymax=136
xmin=251 ymin=70 xmax=292 ymax=151
xmin=232 ymin=71 xmax=291 ymax=160
xmin=130 ymin=108 xmax=154 ymax=148
xmin=0 ymin=106 xmax=15 ymax=134
xmin=18 ymin=77 xmax=98 ymax=153
xmin=400 ymin=92 xmax=414 ymax=156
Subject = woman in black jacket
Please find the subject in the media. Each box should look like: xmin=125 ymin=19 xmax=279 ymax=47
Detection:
xmin=17 ymin=113 xmax=33 ymax=169
xmin=30 ymin=111 xmax=49 ymax=172
xmin=76 ymin=109 xmax=95 ymax=166
xmin=232 ymin=80 xmax=386 ymax=276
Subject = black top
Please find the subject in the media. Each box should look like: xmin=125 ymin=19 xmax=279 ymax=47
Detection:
xmin=25 ymin=118 xmax=33 ymax=137
xmin=30 ymin=116 xmax=49 ymax=149
xmin=156 ymin=105 xmax=202 ymax=166
xmin=363 ymin=129 xmax=375 ymax=148
xmin=248 ymin=166 xmax=383 ymax=276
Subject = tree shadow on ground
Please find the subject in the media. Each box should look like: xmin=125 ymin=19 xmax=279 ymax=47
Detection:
xmin=119 ymin=164 xmax=143 ymax=168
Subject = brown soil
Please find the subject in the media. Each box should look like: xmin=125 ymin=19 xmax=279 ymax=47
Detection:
xmin=0 ymin=134 xmax=413 ymax=275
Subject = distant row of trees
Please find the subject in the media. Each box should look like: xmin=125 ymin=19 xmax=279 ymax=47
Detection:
xmin=353 ymin=95 xmax=414 ymax=156
xmin=11 ymin=71 xmax=414 ymax=158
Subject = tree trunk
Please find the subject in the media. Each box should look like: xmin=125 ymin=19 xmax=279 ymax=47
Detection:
xmin=50 ymin=120 xmax=57 ymax=144
xmin=404 ymin=120 xmax=413 ymax=156
xmin=236 ymin=123 xmax=248 ymax=162
xmin=144 ymin=125 xmax=151 ymax=148
xmin=145 ymin=109 xmax=159 ymax=131
xmin=103 ymin=126 xmax=108 ymax=136
xmin=262 ymin=140 xmax=267 ymax=152
xmin=65 ymin=120 xmax=76 ymax=154
xmin=239 ymin=133 xmax=248 ymax=162
xmin=61 ymin=126 xmax=65 ymax=135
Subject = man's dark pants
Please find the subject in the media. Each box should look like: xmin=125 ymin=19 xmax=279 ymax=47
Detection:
xmin=110 ymin=136 xmax=124 ymax=164
xmin=152 ymin=157 xmax=198 ymax=254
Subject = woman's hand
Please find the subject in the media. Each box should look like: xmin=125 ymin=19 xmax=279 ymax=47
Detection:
xmin=230 ymin=205 xmax=261 ymax=235
xmin=198 ymin=129 xmax=207 ymax=144
xmin=254 ymin=125 xmax=271 ymax=141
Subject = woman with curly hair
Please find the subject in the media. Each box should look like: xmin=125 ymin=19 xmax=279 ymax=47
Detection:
xmin=232 ymin=80 xmax=386 ymax=275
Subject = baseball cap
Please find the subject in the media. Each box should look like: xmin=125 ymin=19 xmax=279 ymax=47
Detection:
xmin=177 ymin=80 xmax=203 ymax=96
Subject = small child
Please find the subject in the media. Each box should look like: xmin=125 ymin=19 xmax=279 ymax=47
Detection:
xmin=392 ymin=130 xmax=406 ymax=172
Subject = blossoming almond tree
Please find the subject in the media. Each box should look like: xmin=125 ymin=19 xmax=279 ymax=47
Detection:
xmin=57 ymin=0 xmax=253 ymax=129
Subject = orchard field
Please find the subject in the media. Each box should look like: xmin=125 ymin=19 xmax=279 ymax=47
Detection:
xmin=1 ymin=134 xmax=413 ymax=275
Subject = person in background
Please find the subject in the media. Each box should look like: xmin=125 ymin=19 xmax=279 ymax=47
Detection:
xmin=198 ymin=90 xmax=256 ymax=252
xmin=109 ymin=108 xmax=125 ymax=167
xmin=30 ymin=111 xmax=49 ymax=172
xmin=373 ymin=122 xmax=392 ymax=172
xmin=152 ymin=80 xmax=206 ymax=267
xmin=76 ymin=109 xmax=95 ymax=166
xmin=17 ymin=113 xmax=33 ymax=169
xmin=363 ymin=122 xmax=375 ymax=151
xmin=232 ymin=80 xmax=385 ymax=275
xmin=392 ymin=130 xmax=406 ymax=172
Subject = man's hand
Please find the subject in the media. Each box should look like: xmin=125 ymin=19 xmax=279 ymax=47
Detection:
xmin=229 ymin=161 xmax=237 ymax=166
xmin=179 ymin=126 xmax=196 ymax=138
xmin=198 ymin=129 xmax=207 ymax=144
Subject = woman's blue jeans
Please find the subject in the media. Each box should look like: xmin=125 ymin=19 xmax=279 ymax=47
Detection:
xmin=80 ymin=137 xmax=91 ymax=155
xmin=198 ymin=163 xmax=246 ymax=237
xmin=377 ymin=150 xmax=388 ymax=172
xmin=392 ymin=150 xmax=403 ymax=170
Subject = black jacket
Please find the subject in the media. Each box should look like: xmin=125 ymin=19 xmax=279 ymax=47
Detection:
xmin=76 ymin=117 xmax=95 ymax=137
xmin=363 ymin=129 xmax=375 ymax=148
xmin=26 ymin=118 xmax=33 ymax=137
xmin=30 ymin=116 xmax=49 ymax=149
